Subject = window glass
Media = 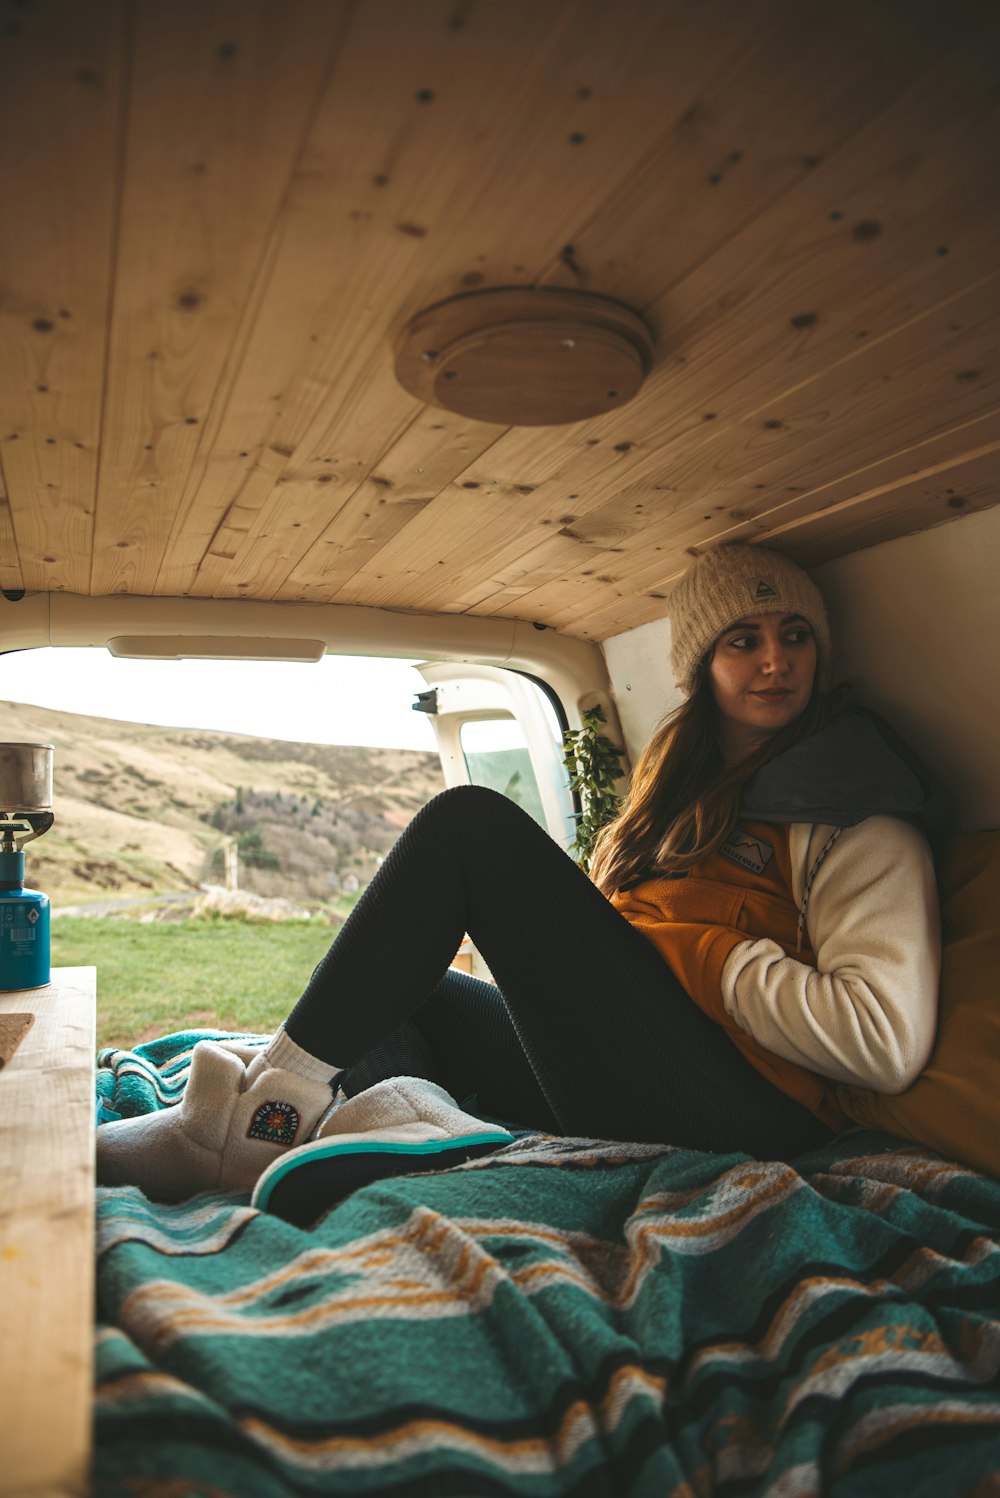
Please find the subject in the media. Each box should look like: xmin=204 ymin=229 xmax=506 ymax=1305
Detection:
xmin=459 ymin=717 xmax=546 ymax=827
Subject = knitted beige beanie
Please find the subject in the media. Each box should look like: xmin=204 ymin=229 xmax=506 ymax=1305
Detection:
xmin=668 ymin=543 xmax=832 ymax=696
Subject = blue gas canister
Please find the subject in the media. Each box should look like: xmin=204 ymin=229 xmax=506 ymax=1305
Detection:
xmin=0 ymin=845 xmax=50 ymax=990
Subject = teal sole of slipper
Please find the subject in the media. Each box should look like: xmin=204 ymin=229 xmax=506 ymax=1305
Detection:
xmin=253 ymin=1131 xmax=511 ymax=1227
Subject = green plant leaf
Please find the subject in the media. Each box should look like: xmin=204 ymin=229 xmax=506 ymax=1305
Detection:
xmin=561 ymin=706 xmax=625 ymax=872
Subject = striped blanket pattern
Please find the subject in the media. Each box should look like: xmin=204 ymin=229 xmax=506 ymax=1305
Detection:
xmin=94 ymin=1034 xmax=1000 ymax=1496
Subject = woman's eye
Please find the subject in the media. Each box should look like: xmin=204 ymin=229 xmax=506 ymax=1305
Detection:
xmin=785 ymin=629 xmax=813 ymax=645
xmin=728 ymin=635 xmax=756 ymax=650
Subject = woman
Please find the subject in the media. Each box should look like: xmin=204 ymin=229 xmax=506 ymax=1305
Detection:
xmin=97 ymin=544 xmax=940 ymax=1202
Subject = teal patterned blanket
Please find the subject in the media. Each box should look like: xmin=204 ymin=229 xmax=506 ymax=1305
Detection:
xmin=94 ymin=1033 xmax=1000 ymax=1496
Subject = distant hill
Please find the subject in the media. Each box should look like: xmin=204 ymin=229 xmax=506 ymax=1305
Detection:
xmin=0 ymin=700 xmax=443 ymax=908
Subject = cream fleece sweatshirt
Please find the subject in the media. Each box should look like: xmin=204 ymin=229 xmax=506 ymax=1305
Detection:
xmin=720 ymin=815 xmax=940 ymax=1094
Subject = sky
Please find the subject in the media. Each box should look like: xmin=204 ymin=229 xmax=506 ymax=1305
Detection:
xmin=0 ymin=647 xmax=439 ymax=752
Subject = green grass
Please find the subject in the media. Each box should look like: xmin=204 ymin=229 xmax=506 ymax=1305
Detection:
xmin=51 ymin=916 xmax=341 ymax=1051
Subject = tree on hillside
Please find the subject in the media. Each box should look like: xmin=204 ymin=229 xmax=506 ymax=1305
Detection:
xmin=205 ymin=783 xmax=413 ymax=901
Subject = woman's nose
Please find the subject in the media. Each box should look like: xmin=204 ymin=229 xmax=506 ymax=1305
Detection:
xmin=761 ymin=642 xmax=790 ymax=674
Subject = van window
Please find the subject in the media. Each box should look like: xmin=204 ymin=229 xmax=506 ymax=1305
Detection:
xmin=459 ymin=717 xmax=547 ymax=827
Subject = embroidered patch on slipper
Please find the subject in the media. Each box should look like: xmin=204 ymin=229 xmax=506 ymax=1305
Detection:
xmin=248 ymin=1100 xmax=300 ymax=1146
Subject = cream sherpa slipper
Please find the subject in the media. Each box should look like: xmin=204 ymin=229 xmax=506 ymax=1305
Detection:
xmin=252 ymin=1076 xmax=513 ymax=1227
xmin=96 ymin=1037 xmax=338 ymax=1202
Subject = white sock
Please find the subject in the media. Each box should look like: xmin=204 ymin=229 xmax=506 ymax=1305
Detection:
xmin=261 ymin=1025 xmax=344 ymax=1086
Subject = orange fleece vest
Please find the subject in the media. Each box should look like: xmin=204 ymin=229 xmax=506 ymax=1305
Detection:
xmin=612 ymin=819 xmax=848 ymax=1130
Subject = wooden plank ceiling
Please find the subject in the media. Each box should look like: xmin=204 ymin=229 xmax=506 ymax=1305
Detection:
xmin=0 ymin=0 xmax=998 ymax=641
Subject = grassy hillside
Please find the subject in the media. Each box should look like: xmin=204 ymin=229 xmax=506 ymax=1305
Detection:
xmin=0 ymin=699 xmax=443 ymax=908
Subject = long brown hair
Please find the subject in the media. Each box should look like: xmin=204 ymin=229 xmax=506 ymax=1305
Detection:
xmin=589 ymin=671 xmax=851 ymax=896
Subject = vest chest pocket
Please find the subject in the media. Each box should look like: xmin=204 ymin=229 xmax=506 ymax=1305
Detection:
xmin=732 ymin=885 xmax=807 ymax=955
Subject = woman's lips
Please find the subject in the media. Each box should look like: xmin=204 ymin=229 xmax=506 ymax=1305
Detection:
xmin=753 ymin=689 xmax=792 ymax=699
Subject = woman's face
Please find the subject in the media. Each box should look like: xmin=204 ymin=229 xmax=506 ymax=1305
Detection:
xmin=707 ymin=613 xmax=817 ymax=763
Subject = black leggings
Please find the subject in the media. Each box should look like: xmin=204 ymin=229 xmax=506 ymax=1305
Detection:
xmin=285 ymin=786 xmax=832 ymax=1157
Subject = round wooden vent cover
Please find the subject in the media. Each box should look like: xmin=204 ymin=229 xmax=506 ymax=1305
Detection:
xmin=394 ymin=287 xmax=654 ymax=426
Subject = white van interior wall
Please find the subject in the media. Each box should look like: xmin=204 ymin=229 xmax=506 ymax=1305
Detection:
xmin=601 ymin=505 xmax=1000 ymax=835
xmin=601 ymin=617 xmax=681 ymax=761
xmin=815 ymin=504 xmax=1000 ymax=835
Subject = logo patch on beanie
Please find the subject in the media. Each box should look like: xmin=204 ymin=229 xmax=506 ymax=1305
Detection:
xmin=248 ymin=1100 xmax=300 ymax=1146
xmin=750 ymin=578 xmax=779 ymax=602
